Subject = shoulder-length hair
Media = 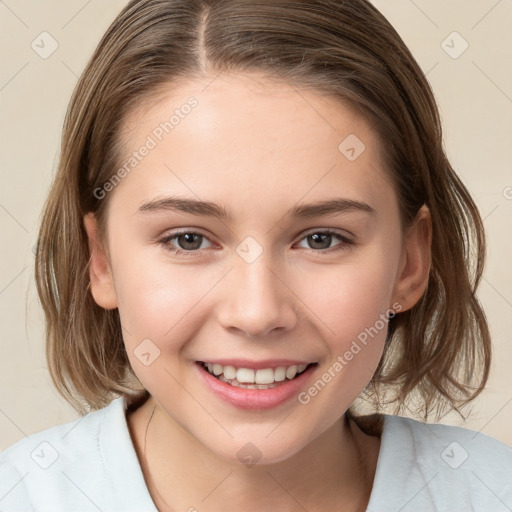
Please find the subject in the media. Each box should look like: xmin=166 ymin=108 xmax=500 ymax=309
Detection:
xmin=35 ymin=0 xmax=490 ymax=419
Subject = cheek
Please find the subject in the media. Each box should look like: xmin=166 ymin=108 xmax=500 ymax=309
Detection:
xmin=113 ymin=262 xmax=217 ymax=394
xmin=291 ymin=283 xmax=392 ymax=425
xmin=110 ymin=243 xmax=230 ymax=376
xmin=114 ymin=262 xmax=214 ymax=339
xmin=297 ymin=254 xmax=398 ymax=345
xmin=292 ymin=250 xmax=398 ymax=403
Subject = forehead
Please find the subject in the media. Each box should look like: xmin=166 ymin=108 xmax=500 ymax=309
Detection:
xmin=122 ymin=72 xmax=377 ymax=156
xmin=111 ymin=73 xmax=393 ymax=219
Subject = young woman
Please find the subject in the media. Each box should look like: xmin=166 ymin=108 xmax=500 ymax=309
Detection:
xmin=1 ymin=1 xmax=510 ymax=511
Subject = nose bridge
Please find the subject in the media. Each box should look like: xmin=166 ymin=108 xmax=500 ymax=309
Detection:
xmin=217 ymin=240 xmax=297 ymax=338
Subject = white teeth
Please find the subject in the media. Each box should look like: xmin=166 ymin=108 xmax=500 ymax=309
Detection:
xmin=255 ymin=368 xmax=275 ymax=385
xmin=218 ymin=375 xmax=281 ymax=389
xmin=274 ymin=367 xmax=286 ymax=382
xmin=203 ymin=362 xmax=312 ymax=385
xmin=285 ymin=365 xmax=298 ymax=379
xmin=237 ymin=368 xmax=255 ymax=383
xmin=223 ymin=366 xmax=237 ymax=380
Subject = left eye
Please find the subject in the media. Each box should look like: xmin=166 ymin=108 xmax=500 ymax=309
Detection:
xmin=158 ymin=229 xmax=352 ymax=255
xmin=296 ymin=230 xmax=351 ymax=251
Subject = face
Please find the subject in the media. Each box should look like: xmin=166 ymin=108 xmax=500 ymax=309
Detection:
xmin=85 ymin=73 xmax=430 ymax=465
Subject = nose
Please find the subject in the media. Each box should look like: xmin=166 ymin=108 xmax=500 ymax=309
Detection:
xmin=216 ymin=250 xmax=298 ymax=339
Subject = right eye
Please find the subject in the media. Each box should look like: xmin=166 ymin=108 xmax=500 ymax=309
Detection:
xmin=157 ymin=231 xmax=214 ymax=256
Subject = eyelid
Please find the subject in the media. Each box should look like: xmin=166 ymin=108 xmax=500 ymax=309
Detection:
xmin=299 ymin=226 xmax=355 ymax=241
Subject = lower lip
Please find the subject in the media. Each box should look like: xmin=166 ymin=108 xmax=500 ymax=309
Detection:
xmin=196 ymin=362 xmax=317 ymax=410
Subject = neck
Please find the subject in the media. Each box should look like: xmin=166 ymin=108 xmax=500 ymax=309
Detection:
xmin=127 ymin=396 xmax=380 ymax=512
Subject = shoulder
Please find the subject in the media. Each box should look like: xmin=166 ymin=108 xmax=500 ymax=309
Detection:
xmin=0 ymin=397 xmax=156 ymax=512
xmin=366 ymin=414 xmax=512 ymax=512
xmin=388 ymin=414 xmax=512 ymax=483
xmin=0 ymin=401 xmax=112 ymax=511
xmin=0 ymin=399 xmax=109 ymax=468
xmin=388 ymin=414 xmax=512 ymax=464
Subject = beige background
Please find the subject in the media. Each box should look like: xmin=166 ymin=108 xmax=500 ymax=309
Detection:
xmin=0 ymin=0 xmax=511 ymax=450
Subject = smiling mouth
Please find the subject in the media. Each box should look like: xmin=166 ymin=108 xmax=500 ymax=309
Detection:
xmin=199 ymin=361 xmax=316 ymax=389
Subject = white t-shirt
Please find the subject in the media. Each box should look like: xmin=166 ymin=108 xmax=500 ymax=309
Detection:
xmin=0 ymin=396 xmax=510 ymax=511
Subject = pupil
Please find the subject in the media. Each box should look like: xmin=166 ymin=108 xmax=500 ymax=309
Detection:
xmin=179 ymin=233 xmax=202 ymax=250
xmin=309 ymin=233 xmax=331 ymax=250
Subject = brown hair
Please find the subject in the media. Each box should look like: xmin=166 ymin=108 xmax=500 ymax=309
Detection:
xmin=35 ymin=0 xmax=491 ymax=420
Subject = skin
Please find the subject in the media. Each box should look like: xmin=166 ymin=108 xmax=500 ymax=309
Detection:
xmin=84 ymin=72 xmax=431 ymax=512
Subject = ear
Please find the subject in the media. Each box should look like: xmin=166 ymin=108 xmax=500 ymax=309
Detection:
xmin=83 ymin=213 xmax=118 ymax=310
xmin=391 ymin=205 xmax=432 ymax=313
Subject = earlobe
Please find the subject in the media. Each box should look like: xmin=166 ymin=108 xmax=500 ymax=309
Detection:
xmin=391 ymin=205 xmax=432 ymax=312
xmin=83 ymin=213 xmax=118 ymax=310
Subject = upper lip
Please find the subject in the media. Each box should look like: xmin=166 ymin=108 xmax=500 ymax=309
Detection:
xmin=198 ymin=359 xmax=316 ymax=370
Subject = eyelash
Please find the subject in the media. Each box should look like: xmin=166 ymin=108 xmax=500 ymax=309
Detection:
xmin=157 ymin=229 xmax=354 ymax=257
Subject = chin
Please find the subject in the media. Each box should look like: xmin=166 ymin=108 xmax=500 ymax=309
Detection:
xmin=203 ymin=432 xmax=309 ymax=468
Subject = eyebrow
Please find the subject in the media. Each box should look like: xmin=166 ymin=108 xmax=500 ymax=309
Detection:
xmin=137 ymin=196 xmax=376 ymax=220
